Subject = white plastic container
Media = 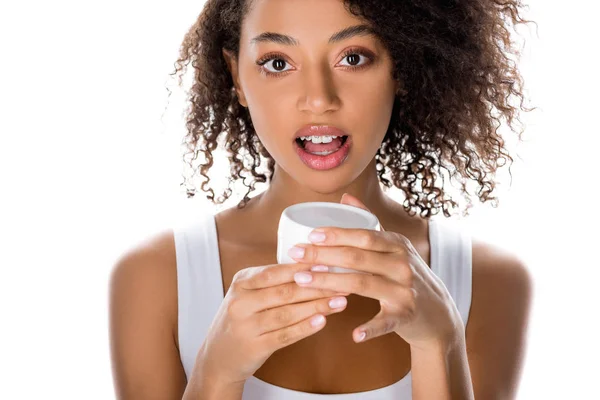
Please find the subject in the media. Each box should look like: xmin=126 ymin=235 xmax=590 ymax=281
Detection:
xmin=277 ymin=201 xmax=381 ymax=273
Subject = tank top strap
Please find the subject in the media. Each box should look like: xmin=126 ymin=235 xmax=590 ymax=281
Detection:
xmin=428 ymin=218 xmax=473 ymax=327
xmin=173 ymin=210 xmax=223 ymax=381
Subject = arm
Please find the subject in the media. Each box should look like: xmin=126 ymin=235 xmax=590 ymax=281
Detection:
xmin=466 ymin=239 xmax=533 ymax=399
xmin=411 ymin=239 xmax=533 ymax=400
xmin=109 ymin=230 xmax=188 ymax=400
xmin=109 ymin=230 xmax=245 ymax=400
xmin=182 ymin=347 xmax=245 ymax=400
xmin=411 ymin=332 xmax=474 ymax=400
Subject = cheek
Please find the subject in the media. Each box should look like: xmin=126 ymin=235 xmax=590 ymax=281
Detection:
xmin=239 ymin=71 xmax=283 ymax=123
xmin=345 ymin=79 xmax=397 ymax=135
xmin=360 ymin=73 xmax=396 ymax=111
xmin=354 ymin=87 xmax=395 ymax=116
xmin=243 ymin=86 xmax=291 ymax=153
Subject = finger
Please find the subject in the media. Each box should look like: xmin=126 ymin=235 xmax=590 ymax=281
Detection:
xmin=237 ymin=263 xmax=314 ymax=290
xmin=256 ymin=295 xmax=348 ymax=335
xmin=308 ymin=227 xmax=400 ymax=253
xmin=259 ymin=312 xmax=328 ymax=352
xmin=352 ymin=309 xmax=398 ymax=343
xmin=292 ymin=243 xmax=408 ymax=280
xmin=295 ymin=271 xmax=399 ymax=301
xmin=245 ymin=281 xmax=348 ymax=313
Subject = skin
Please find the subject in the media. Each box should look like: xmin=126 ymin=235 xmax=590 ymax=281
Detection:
xmin=221 ymin=0 xmax=401 ymax=218
xmin=109 ymin=0 xmax=533 ymax=398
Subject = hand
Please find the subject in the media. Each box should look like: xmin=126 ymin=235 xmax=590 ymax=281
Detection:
xmin=194 ymin=262 xmax=350 ymax=387
xmin=288 ymin=193 xmax=464 ymax=351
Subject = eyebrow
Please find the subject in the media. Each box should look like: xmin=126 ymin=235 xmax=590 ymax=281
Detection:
xmin=250 ymin=24 xmax=376 ymax=46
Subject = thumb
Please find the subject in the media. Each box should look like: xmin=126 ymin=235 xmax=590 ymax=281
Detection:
xmin=340 ymin=193 xmax=385 ymax=231
xmin=340 ymin=192 xmax=370 ymax=211
xmin=353 ymin=310 xmax=397 ymax=343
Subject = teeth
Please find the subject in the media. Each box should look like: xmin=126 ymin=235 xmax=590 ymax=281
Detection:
xmin=309 ymin=150 xmax=337 ymax=156
xmin=299 ymin=135 xmax=339 ymax=144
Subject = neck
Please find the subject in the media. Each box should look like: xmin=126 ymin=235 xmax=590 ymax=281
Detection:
xmin=248 ymin=157 xmax=394 ymax=227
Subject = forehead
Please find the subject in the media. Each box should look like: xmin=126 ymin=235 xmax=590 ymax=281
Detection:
xmin=242 ymin=0 xmax=372 ymax=45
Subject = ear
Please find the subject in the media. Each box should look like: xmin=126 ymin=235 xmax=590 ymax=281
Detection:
xmin=222 ymin=48 xmax=248 ymax=107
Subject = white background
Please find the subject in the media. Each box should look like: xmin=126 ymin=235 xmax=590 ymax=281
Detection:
xmin=1 ymin=1 xmax=598 ymax=398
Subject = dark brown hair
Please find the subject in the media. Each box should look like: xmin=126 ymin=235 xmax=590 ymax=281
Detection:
xmin=167 ymin=0 xmax=537 ymax=217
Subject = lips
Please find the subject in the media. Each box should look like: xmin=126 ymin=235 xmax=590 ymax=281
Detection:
xmin=292 ymin=124 xmax=352 ymax=171
xmin=294 ymin=135 xmax=352 ymax=170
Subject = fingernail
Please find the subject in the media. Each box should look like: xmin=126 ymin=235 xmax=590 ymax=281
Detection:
xmin=329 ymin=297 xmax=347 ymax=309
xmin=288 ymin=246 xmax=305 ymax=259
xmin=311 ymin=314 xmax=325 ymax=327
xmin=311 ymin=265 xmax=329 ymax=272
xmin=294 ymin=272 xmax=312 ymax=284
xmin=356 ymin=330 xmax=366 ymax=342
xmin=308 ymin=231 xmax=326 ymax=243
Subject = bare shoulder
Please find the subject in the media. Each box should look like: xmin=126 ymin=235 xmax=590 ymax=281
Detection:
xmin=471 ymin=238 xmax=532 ymax=282
xmin=109 ymin=229 xmax=186 ymax=400
xmin=109 ymin=229 xmax=178 ymax=325
xmin=466 ymin=236 xmax=534 ymax=399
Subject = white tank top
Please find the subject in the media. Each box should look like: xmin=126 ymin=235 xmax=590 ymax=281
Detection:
xmin=174 ymin=209 xmax=472 ymax=399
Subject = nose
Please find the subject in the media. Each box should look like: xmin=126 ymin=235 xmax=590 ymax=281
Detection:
xmin=297 ymin=65 xmax=341 ymax=115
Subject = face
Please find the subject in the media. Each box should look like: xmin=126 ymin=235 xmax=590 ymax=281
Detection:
xmin=222 ymin=0 xmax=400 ymax=193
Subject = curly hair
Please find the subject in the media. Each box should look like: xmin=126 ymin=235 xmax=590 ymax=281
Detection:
xmin=166 ymin=0 xmax=537 ymax=218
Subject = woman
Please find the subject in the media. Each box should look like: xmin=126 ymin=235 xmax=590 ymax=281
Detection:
xmin=109 ymin=0 xmax=535 ymax=398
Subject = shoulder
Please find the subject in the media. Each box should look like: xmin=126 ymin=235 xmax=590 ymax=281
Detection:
xmin=108 ymin=229 xmax=187 ymax=398
xmin=109 ymin=229 xmax=179 ymax=344
xmin=470 ymin=237 xmax=533 ymax=315
xmin=110 ymin=228 xmax=177 ymax=290
xmin=466 ymin=236 xmax=534 ymax=398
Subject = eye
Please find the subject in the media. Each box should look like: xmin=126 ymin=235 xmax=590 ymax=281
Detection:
xmin=258 ymin=56 xmax=293 ymax=75
xmin=263 ymin=58 xmax=292 ymax=73
xmin=339 ymin=51 xmax=370 ymax=68
xmin=256 ymin=48 xmax=375 ymax=78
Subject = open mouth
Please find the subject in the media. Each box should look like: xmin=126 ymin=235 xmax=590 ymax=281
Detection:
xmin=293 ymin=135 xmax=352 ymax=170
xmin=295 ymin=135 xmax=349 ymax=155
